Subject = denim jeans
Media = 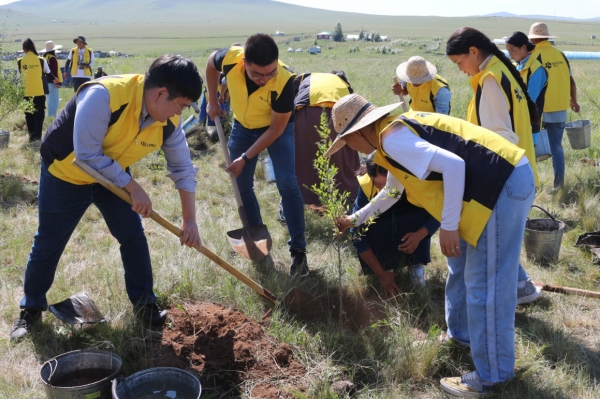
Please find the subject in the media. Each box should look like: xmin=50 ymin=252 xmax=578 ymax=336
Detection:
xmin=445 ymin=163 xmax=535 ymax=383
xmin=228 ymin=121 xmax=306 ymax=251
xmin=544 ymin=121 xmax=566 ymax=188
xmin=71 ymin=77 xmax=90 ymax=93
xmin=20 ymin=162 xmax=156 ymax=310
xmin=47 ymin=83 xmax=59 ymax=117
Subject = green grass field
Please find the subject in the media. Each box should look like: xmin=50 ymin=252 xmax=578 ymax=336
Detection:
xmin=2 ymin=1 xmax=600 ymax=398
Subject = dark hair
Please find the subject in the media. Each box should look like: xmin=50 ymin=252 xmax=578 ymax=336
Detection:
xmin=330 ymin=70 xmax=354 ymax=93
xmin=356 ymin=151 xmax=388 ymax=177
xmin=244 ymin=33 xmax=278 ymax=66
xmin=22 ymin=38 xmax=38 ymax=55
xmin=506 ymin=31 xmax=535 ymax=52
xmin=446 ymin=27 xmax=539 ymax=129
xmin=145 ymin=55 xmax=203 ymax=102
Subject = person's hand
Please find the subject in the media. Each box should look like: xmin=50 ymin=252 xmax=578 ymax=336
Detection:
xmin=224 ymin=156 xmax=246 ymax=178
xmin=63 ymin=72 xmax=69 ymax=80
xmin=439 ymin=228 xmax=461 ymax=258
xmin=571 ymin=100 xmax=580 ymax=113
xmin=180 ymin=218 xmax=202 ymax=248
xmin=376 ymin=270 xmax=402 ymax=299
xmin=398 ymin=232 xmax=422 ymax=254
xmin=206 ymin=100 xmax=223 ymax=120
xmin=391 ymin=82 xmax=403 ymax=95
xmin=125 ymin=180 xmax=153 ymax=218
xmin=335 ymin=215 xmax=354 ymax=235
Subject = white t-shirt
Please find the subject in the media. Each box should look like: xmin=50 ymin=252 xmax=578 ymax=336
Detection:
xmin=68 ymin=47 xmax=95 ymax=79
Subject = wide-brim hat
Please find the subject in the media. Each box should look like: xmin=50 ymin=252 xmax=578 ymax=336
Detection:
xmin=325 ymin=94 xmax=403 ymax=157
xmin=73 ymin=35 xmax=87 ymax=45
xmin=396 ymin=56 xmax=437 ymax=85
xmin=528 ymin=22 xmax=558 ymax=39
xmin=41 ymin=40 xmax=62 ymax=53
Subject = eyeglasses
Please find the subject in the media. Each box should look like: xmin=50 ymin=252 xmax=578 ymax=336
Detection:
xmin=247 ymin=68 xmax=278 ymax=80
xmin=167 ymin=90 xmax=190 ymax=113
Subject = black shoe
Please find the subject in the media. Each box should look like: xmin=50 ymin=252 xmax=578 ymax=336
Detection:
xmin=10 ymin=309 xmax=42 ymax=341
xmin=134 ymin=303 xmax=168 ymax=326
xmin=290 ymin=249 xmax=309 ymax=277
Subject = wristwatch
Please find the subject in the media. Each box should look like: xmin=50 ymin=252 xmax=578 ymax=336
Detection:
xmin=241 ymin=153 xmax=250 ymax=163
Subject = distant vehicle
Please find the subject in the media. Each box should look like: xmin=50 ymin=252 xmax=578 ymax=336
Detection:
xmin=295 ymin=48 xmax=303 ymax=52
xmin=287 ymin=47 xmax=294 ymax=52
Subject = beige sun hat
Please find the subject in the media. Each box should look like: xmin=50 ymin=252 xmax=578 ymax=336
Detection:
xmin=528 ymin=22 xmax=559 ymax=39
xmin=40 ymin=41 xmax=62 ymax=53
xmin=396 ymin=56 xmax=437 ymax=85
xmin=325 ymin=94 xmax=403 ymax=157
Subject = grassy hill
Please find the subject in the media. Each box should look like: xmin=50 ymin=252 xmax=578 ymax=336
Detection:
xmin=2 ymin=0 xmax=600 ymax=54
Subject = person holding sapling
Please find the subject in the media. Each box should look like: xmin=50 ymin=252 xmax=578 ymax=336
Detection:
xmin=329 ymin=93 xmax=534 ymax=397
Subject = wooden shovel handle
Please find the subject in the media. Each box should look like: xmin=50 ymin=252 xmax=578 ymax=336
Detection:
xmin=392 ymin=77 xmax=409 ymax=113
xmin=71 ymin=158 xmax=277 ymax=304
xmin=535 ymin=282 xmax=600 ymax=300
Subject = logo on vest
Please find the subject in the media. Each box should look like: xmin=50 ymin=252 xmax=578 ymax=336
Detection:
xmin=544 ymin=60 xmax=563 ymax=70
xmin=514 ymin=88 xmax=524 ymax=102
xmin=140 ymin=141 xmax=156 ymax=148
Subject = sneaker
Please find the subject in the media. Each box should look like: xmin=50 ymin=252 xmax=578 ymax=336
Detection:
xmin=290 ymin=249 xmax=309 ymax=277
xmin=134 ymin=303 xmax=168 ymax=326
xmin=440 ymin=371 xmax=495 ymax=397
xmin=277 ymin=200 xmax=286 ymax=224
xmin=409 ymin=264 xmax=426 ymax=287
xmin=438 ymin=331 xmax=470 ymax=348
xmin=517 ymin=278 xmax=542 ymax=305
xmin=10 ymin=309 xmax=42 ymax=341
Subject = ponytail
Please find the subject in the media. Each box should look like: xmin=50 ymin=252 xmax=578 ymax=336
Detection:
xmin=22 ymin=38 xmax=38 ymax=56
xmin=447 ymin=27 xmax=539 ymax=129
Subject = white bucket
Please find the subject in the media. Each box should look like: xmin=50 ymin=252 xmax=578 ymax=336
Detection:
xmin=0 ymin=131 xmax=9 ymax=148
xmin=261 ymin=156 xmax=276 ymax=182
xmin=535 ymin=129 xmax=551 ymax=162
xmin=182 ymin=115 xmax=199 ymax=133
xmin=565 ymin=119 xmax=591 ymax=150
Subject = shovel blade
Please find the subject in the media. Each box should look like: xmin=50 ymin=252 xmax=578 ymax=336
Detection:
xmin=227 ymin=224 xmax=272 ymax=260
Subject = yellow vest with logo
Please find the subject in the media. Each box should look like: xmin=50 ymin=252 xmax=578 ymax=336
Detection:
xmin=43 ymin=53 xmax=63 ymax=83
xmin=406 ymin=74 xmax=449 ymax=113
xmin=467 ymin=56 xmax=539 ymax=186
xmin=373 ymin=112 xmax=524 ymax=247
xmin=295 ymin=73 xmax=352 ymax=109
xmin=18 ymin=52 xmax=45 ymax=97
xmin=223 ymin=46 xmax=294 ymax=129
xmin=531 ymin=40 xmax=570 ymax=113
xmin=69 ymin=46 xmax=93 ymax=76
xmin=44 ymin=75 xmax=180 ymax=185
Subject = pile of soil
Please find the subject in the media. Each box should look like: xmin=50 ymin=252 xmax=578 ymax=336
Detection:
xmin=153 ymin=302 xmax=307 ymax=398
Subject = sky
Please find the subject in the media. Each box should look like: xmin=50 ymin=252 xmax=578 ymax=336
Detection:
xmin=0 ymin=0 xmax=598 ymax=20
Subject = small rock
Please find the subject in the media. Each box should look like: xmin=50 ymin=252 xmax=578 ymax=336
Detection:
xmin=331 ymin=380 xmax=356 ymax=396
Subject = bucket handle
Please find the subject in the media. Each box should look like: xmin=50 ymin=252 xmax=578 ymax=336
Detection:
xmin=111 ymin=377 xmax=122 ymax=399
xmin=529 ymin=204 xmax=560 ymax=229
xmin=46 ymin=358 xmax=59 ymax=384
xmin=568 ymin=112 xmax=586 ymax=123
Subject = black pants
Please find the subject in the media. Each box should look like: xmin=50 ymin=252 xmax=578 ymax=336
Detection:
xmin=24 ymin=96 xmax=46 ymax=142
xmin=71 ymin=77 xmax=90 ymax=92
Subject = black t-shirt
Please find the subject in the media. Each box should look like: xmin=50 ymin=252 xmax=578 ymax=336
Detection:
xmin=213 ymin=47 xmax=295 ymax=116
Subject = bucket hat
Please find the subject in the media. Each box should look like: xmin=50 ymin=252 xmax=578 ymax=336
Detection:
xmin=43 ymin=40 xmax=62 ymax=53
xmin=73 ymin=35 xmax=87 ymax=45
xmin=325 ymin=94 xmax=402 ymax=157
xmin=396 ymin=56 xmax=437 ymax=85
xmin=528 ymin=22 xmax=558 ymax=39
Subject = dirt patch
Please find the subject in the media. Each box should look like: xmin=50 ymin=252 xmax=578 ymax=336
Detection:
xmin=152 ymin=302 xmax=307 ymax=398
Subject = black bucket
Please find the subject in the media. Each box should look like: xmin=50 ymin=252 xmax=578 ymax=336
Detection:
xmin=40 ymin=349 xmax=122 ymax=399
xmin=112 ymin=367 xmax=201 ymax=399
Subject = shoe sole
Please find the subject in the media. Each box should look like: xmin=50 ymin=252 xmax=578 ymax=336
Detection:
xmin=517 ymin=289 xmax=542 ymax=305
xmin=440 ymin=381 xmax=488 ymax=398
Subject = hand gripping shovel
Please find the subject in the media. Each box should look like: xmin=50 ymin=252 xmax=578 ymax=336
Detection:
xmin=214 ymin=117 xmax=272 ymax=260
xmin=72 ymin=158 xmax=277 ymax=305
xmin=392 ymin=77 xmax=409 ymax=113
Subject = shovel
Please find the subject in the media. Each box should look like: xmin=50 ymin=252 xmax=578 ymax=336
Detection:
xmin=392 ymin=77 xmax=409 ymax=113
xmin=72 ymin=158 xmax=277 ymax=305
xmin=214 ymin=117 xmax=272 ymax=260
xmin=534 ymin=282 xmax=600 ymax=300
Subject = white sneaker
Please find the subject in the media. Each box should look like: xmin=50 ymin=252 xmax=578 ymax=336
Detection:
xmin=517 ymin=278 xmax=542 ymax=305
xmin=409 ymin=264 xmax=426 ymax=287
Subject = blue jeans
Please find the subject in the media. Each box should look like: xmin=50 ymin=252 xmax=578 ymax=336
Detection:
xmin=445 ymin=163 xmax=535 ymax=383
xmin=228 ymin=121 xmax=306 ymax=251
xmin=20 ymin=162 xmax=156 ymax=310
xmin=47 ymin=83 xmax=59 ymax=117
xmin=71 ymin=77 xmax=90 ymax=93
xmin=544 ymin=121 xmax=566 ymax=188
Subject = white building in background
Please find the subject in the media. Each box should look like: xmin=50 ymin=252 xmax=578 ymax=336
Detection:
xmin=346 ymin=34 xmax=360 ymax=41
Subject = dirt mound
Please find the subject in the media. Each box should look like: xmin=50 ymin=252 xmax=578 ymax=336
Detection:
xmin=153 ymin=302 xmax=307 ymax=398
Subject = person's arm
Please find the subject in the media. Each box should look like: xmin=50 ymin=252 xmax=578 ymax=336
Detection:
xmin=433 ymin=86 xmax=451 ymax=115
xmin=570 ymin=76 xmax=580 ymax=113
xmin=359 ymin=249 xmax=401 ymax=298
xmin=392 ymin=81 xmax=409 ymax=96
xmin=178 ymin=189 xmax=201 ymax=248
xmin=225 ymin=110 xmax=291 ymax=177
xmin=64 ymin=51 xmax=72 ymax=78
xmin=479 ymin=75 xmax=519 ymax=144
xmin=205 ymin=51 xmax=224 ymax=120
xmin=42 ymin=58 xmax=59 ymax=86
xmin=526 ymin=67 xmax=546 ymax=104
xmin=88 ymin=50 xmax=95 ymax=68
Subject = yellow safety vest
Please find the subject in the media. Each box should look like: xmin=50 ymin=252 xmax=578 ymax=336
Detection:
xmin=373 ymin=111 xmax=524 ymax=247
xmin=406 ymin=74 xmax=450 ymax=113
xmin=43 ymin=53 xmax=63 ymax=83
xmin=69 ymin=46 xmax=93 ymax=76
xmin=223 ymin=46 xmax=295 ymax=129
xmin=467 ymin=56 xmax=539 ymax=186
xmin=531 ymin=40 xmax=570 ymax=113
xmin=41 ymin=75 xmax=180 ymax=185
xmin=357 ymin=173 xmax=379 ymax=200
xmin=17 ymin=52 xmax=46 ymax=97
xmin=295 ymin=72 xmax=352 ymax=109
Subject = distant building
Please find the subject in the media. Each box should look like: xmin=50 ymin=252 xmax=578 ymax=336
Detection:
xmin=380 ymin=36 xmax=388 ymax=41
xmin=346 ymin=34 xmax=360 ymax=41
xmin=293 ymin=37 xmax=301 ymax=42
xmin=308 ymin=46 xmax=321 ymax=54
xmin=592 ymin=35 xmax=597 ymax=39
xmin=275 ymin=31 xmax=285 ymax=36
xmin=316 ymin=31 xmax=332 ymax=40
